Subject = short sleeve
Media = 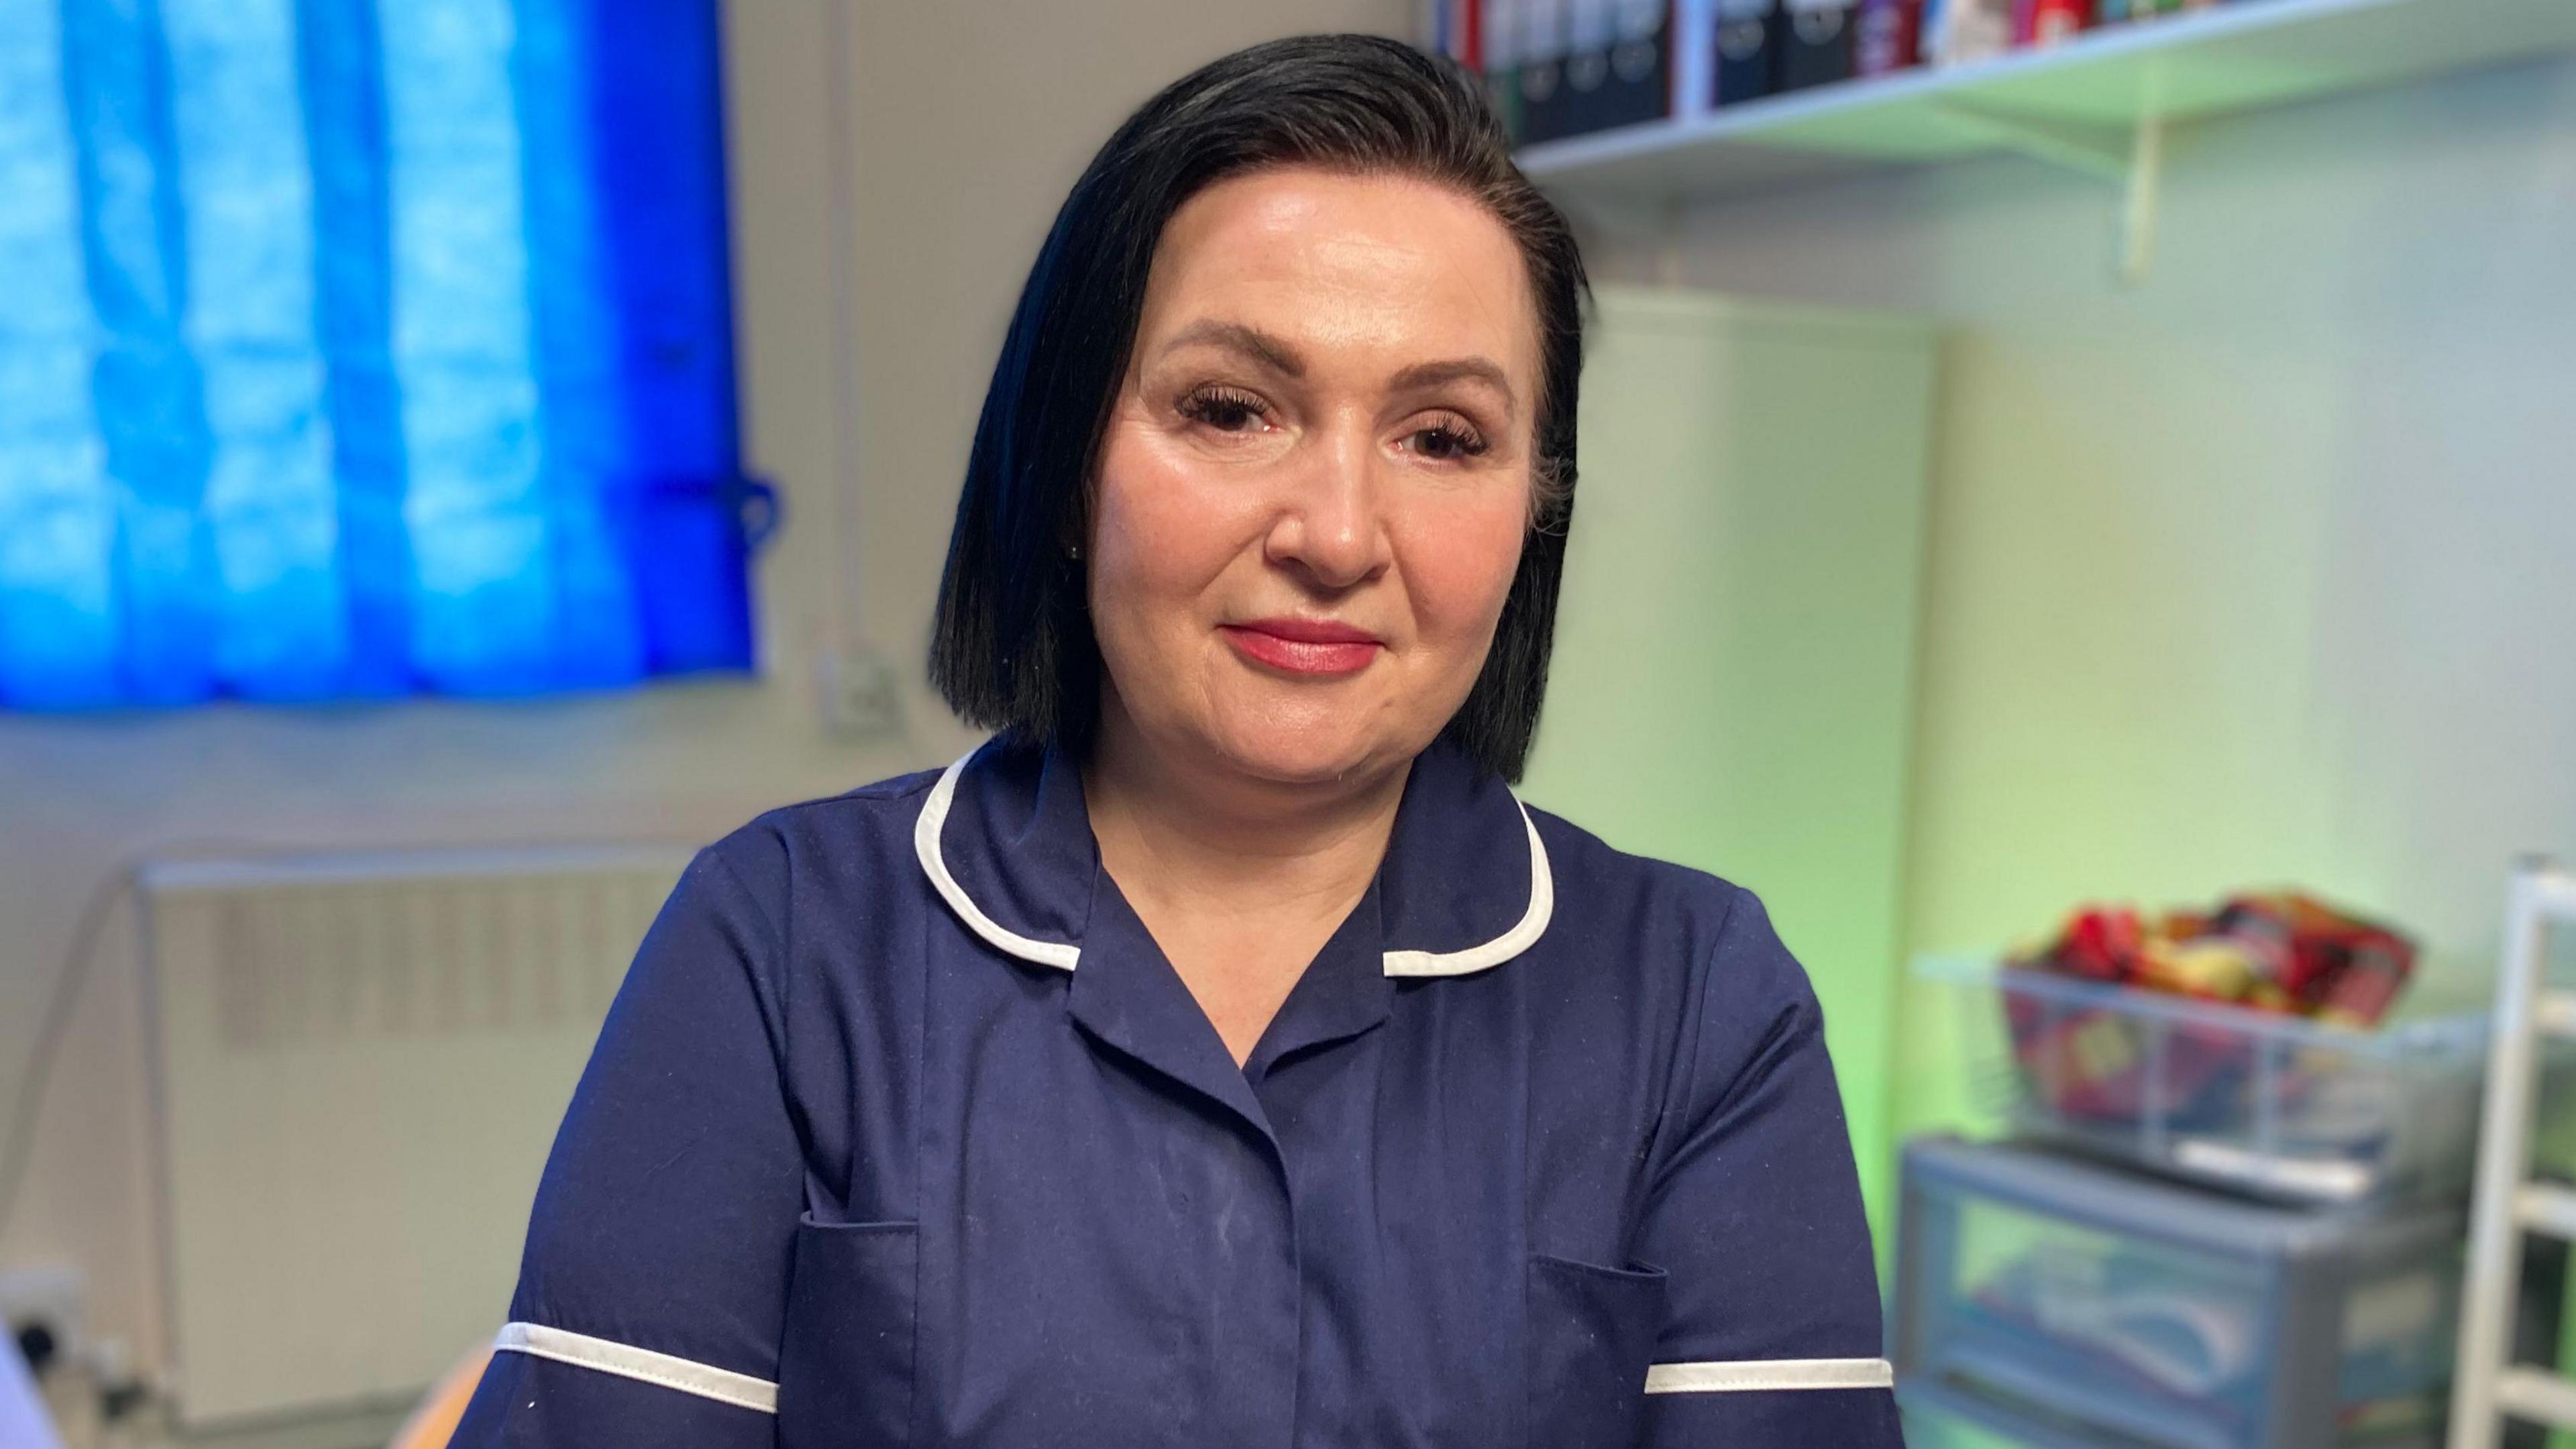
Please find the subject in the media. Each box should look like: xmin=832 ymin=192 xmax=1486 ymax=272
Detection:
xmin=449 ymin=847 xmax=803 ymax=1447
xmin=1633 ymin=887 xmax=1906 ymax=1446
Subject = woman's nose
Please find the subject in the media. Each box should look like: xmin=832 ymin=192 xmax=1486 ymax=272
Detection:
xmin=1265 ymin=426 xmax=1392 ymax=591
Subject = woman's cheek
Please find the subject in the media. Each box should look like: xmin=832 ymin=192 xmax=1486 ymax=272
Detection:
xmin=1401 ymin=494 xmax=1527 ymax=653
xmin=1097 ymin=433 xmax=1269 ymax=584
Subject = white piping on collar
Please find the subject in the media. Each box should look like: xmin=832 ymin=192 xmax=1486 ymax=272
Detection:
xmin=1378 ymin=800 xmax=1553 ymax=978
xmin=916 ymin=752 xmax=1083 ymax=971
xmin=914 ymin=748 xmax=1556 ymax=979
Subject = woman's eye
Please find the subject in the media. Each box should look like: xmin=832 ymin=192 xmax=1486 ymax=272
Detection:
xmin=1179 ymin=388 xmax=1269 ymax=434
xmin=1407 ymin=419 xmax=1488 ymax=462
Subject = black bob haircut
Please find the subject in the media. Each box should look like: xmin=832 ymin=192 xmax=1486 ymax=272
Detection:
xmin=928 ymin=32 xmax=1589 ymax=782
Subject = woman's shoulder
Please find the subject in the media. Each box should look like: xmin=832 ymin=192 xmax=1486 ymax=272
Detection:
xmin=677 ymin=764 xmax=951 ymax=938
xmin=722 ymin=765 xmax=947 ymax=852
xmin=1521 ymin=804 xmax=1815 ymax=1012
xmin=1519 ymin=809 xmax=1837 ymax=1173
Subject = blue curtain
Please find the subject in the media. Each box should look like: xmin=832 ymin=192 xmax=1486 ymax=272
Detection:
xmin=0 ymin=0 xmax=761 ymax=709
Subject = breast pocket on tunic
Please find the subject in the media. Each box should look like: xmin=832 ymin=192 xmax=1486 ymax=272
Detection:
xmin=777 ymin=1214 xmax=920 ymax=1449
xmin=1526 ymin=1253 xmax=1668 ymax=1449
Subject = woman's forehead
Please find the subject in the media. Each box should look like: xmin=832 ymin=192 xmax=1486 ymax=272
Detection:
xmin=1137 ymin=167 xmax=1537 ymax=382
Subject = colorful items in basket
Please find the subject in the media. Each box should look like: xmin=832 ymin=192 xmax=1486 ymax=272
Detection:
xmin=2019 ymin=893 xmax=2416 ymax=1024
xmin=2003 ymin=893 xmax=2416 ymax=1127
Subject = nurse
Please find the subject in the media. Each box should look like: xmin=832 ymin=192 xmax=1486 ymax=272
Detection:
xmin=454 ymin=32 xmax=1900 ymax=1449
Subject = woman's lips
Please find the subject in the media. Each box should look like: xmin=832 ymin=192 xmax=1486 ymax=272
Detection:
xmin=1218 ymin=619 xmax=1385 ymax=676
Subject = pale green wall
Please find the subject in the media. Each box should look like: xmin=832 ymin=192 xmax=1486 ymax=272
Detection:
xmin=1589 ymin=52 xmax=2576 ymax=1168
xmin=1520 ymin=287 xmax=1939 ymax=1244
xmin=1574 ymin=50 xmax=2576 ymax=1444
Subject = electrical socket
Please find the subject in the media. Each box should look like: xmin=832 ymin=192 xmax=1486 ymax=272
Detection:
xmin=816 ymin=641 xmax=905 ymax=743
xmin=0 ymin=1264 xmax=84 ymax=1367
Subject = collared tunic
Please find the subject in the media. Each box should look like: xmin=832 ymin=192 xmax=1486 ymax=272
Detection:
xmin=453 ymin=737 xmax=1903 ymax=1448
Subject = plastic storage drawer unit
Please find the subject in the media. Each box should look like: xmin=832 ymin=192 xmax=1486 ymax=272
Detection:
xmin=1894 ymin=1136 xmax=2461 ymax=1449
xmin=1917 ymin=959 xmax=2487 ymax=1205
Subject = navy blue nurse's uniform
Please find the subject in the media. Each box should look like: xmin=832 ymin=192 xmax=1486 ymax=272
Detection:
xmin=452 ymin=737 xmax=1902 ymax=1447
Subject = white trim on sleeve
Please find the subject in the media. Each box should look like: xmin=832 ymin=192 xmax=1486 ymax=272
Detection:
xmin=1642 ymin=1357 xmax=1896 ymax=1394
xmin=492 ymin=1322 xmax=780 ymax=1415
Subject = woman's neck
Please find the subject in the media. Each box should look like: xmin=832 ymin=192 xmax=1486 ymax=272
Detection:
xmin=1082 ymin=704 xmax=1409 ymax=1064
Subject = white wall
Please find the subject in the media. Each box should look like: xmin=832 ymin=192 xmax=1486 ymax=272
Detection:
xmin=0 ymin=0 xmax=1407 ymax=1377
xmin=1581 ymin=52 xmax=2576 ymax=1138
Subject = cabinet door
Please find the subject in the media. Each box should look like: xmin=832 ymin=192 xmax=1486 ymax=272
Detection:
xmin=1519 ymin=284 xmax=1937 ymax=1243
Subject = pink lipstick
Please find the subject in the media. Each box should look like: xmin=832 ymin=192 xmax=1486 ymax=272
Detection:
xmin=1218 ymin=617 xmax=1384 ymax=676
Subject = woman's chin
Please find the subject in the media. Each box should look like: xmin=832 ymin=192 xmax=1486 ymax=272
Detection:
xmin=1201 ymin=717 xmax=1408 ymax=790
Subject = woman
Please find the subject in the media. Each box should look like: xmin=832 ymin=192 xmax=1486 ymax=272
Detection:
xmin=454 ymin=34 xmax=1899 ymax=1449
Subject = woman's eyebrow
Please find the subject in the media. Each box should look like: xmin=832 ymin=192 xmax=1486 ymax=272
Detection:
xmin=1387 ymin=357 xmax=1516 ymax=417
xmin=1161 ymin=319 xmax=1305 ymax=377
xmin=1159 ymin=319 xmax=1518 ymax=418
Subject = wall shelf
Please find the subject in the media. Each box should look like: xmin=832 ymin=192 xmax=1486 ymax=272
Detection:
xmin=1515 ymin=0 xmax=2576 ymax=276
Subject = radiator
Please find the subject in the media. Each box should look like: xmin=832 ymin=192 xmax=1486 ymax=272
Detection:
xmin=136 ymin=845 xmax=696 ymax=1430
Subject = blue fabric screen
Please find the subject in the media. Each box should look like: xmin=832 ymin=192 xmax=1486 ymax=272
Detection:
xmin=0 ymin=0 xmax=760 ymax=709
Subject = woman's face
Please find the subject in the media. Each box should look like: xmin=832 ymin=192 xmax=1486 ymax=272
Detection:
xmin=1088 ymin=165 xmax=1542 ymax=790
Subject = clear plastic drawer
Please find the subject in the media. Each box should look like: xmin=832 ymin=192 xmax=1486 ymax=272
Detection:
xmin=1894 ymin=1136 xmax=2459 ymax=1449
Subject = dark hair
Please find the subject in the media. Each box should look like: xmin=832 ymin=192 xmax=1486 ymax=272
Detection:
xmin=928 ymin=32 xmax=1587 ymax=782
